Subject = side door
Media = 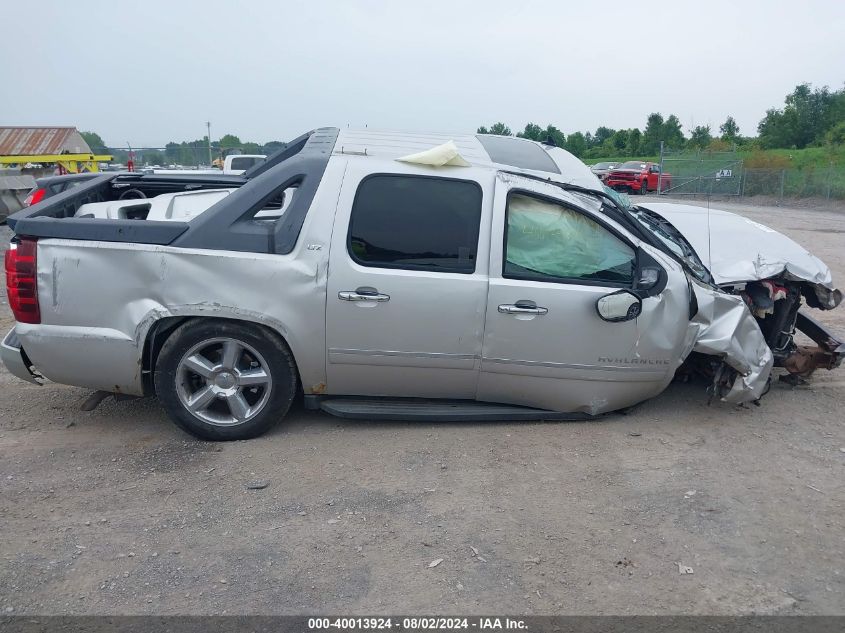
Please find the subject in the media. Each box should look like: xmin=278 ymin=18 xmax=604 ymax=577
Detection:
xmin=478 ymin=177 xmax=693 ymax=414
xmin=647 ymin=164 xmax=659 ymax=191
xmin=325 ymin=166 xmax=492 ymax=398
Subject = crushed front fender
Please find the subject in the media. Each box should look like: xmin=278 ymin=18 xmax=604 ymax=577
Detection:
xmin=688 ymin=280 xmax=774 ymax=403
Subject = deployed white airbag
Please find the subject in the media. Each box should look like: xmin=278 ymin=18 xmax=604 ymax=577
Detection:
xmin=505 ymin=194 xmax=634 ymax=280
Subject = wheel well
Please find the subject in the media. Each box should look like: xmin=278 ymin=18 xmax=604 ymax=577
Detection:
xmin=141 ymin=316 xmax=300 ymax=395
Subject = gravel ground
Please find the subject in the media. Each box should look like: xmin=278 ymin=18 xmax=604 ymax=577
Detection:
xmin=0 ymin=200 xmax=843 ymax=615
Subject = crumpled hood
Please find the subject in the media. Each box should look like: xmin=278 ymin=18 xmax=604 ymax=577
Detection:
xmin=640 ymin=202 xmax=842 ymax=309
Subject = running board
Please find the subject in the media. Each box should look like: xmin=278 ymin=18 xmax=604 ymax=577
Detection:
xmin=316 ymin=398 xmax=591 ymax=422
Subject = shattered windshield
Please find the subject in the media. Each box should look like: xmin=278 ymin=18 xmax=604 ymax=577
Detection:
xmin=628 ymin=206 xmax=712 ymax=283
xmin=601 ymin=184 xmax=632 ymax=210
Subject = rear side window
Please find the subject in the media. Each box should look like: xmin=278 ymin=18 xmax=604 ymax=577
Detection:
xmin=348 ymin=175 xmax=482 ymax=273
xmin=229 ymin=156 xmax=263 ymax=171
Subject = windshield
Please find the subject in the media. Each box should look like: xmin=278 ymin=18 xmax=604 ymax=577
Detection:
xmin=628 ymin=206 xmax=711 ymax=283
xmin=601 ymin=184 xmax=632 ymax=210
xmin=616 ymin=161 xmax=647 ymax=170
xmin=592 ymin=162 xmax=614 ymax=169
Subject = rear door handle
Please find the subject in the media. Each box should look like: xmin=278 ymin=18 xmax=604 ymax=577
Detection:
xmin=339 ymin=286 xmax=390 ymax=302
xmin=498 ymin=300 xmax=548 ymax=315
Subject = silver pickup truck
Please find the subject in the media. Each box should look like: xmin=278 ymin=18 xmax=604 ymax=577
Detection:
xmin=3 ymin=128 xmax=842 ymax=439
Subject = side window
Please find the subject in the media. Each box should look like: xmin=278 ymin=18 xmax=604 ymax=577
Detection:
xmin=348 ymin=175 xmax=482 ymax=273
xmin=504 ymin=193 xmax=635 ymax=285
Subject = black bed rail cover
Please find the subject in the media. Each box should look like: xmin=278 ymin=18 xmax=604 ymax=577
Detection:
xmin=12 ymin=217 xmax=189 ymax=244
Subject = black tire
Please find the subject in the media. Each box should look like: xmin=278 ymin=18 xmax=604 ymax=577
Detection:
xmin=640 ymin=180 xmax=648 ymax=195
xmin=154 ymin=319 xmax=297 ymax=440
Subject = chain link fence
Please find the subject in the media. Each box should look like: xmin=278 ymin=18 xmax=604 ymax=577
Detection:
xmin=656 ymin=147 xmax=844 ymax=203
xmin=658 ymin=149 xmax=743 ymax=197
xmin=740 ymin=166 xmax=843 ymax=200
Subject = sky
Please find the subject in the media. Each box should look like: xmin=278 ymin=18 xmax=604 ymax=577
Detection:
xmin=2 ymin=0 xmax=844 ymax=149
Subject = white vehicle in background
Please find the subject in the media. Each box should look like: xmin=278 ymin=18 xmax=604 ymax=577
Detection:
xmin=142 ymin=154 xmax=267 ymax=176
xmin=221 ymin=154 xmax=266 ymax=174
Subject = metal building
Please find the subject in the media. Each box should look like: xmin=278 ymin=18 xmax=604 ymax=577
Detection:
xmin=0 ymin=126 xmax=111 ymax=173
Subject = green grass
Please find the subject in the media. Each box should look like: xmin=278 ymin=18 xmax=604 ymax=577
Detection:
xmin=739 ymin=146 xmax=845 ymax=169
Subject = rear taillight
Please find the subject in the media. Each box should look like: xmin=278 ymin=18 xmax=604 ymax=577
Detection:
xmin=23 ymin=188 xmax=46 ymax=207
xmin=5 ymin=239 xmax=40 ymax=324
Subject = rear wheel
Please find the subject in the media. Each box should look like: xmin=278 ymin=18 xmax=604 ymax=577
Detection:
xmin=640 ymin=180 xmax=648 ymax=195
xmin=154 ymin=319 xmax=297 ymax=440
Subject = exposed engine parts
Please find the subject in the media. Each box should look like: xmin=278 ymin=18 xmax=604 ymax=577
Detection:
xmin=679 ymin=277 xmax=844 ymax=398
xmin=739 ymin=279 xmax=844 ymax=381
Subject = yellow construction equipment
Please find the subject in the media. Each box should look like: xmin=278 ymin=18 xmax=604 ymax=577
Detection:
xmin=0 ymin=153 xmax=113 ymax=173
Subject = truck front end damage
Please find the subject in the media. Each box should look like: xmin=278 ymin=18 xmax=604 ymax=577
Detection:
xmin=733 ymin=278 xmax=843 ymax=383
xmin=711 ymin=234 xmax=843 ymax=383
xmin=785 ymin=312 xmax=844 ymax=377
xmin=639 ymin=201 xmax=844 ymax=391
xmin=686 ymin=280 xmax=774 ymax=404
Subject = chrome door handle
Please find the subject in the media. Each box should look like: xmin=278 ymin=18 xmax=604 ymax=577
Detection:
xmin=339 ymin=286 xmax=390 ymax=302
xmin=498 ymin=300 xmax=548 ymax=315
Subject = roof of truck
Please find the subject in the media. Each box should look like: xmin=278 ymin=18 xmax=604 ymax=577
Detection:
xmin=332 ymin=128 xmax=602 ymax=190
xmin=9 ymin=127 xmax=605 ymax=253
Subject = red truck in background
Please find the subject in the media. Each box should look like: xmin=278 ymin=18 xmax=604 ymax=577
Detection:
xmin=605 ymin=161 xmax=671 ymax=194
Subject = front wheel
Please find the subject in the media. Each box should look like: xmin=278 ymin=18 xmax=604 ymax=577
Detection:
xmin=154 ymin=319 xmax=297 ymax=440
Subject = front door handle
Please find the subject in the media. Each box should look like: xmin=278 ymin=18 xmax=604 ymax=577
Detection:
xmin=498 ymin=300 xmax=548 ymax=315
xmin=339 ymin=286 xmax=391 ymax=302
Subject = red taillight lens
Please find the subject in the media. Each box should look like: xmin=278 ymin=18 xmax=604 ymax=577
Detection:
xmin=5 ymin=239 xmax=41 ymax=324
xmin=23 ymin=188 xmax=46 ymax=207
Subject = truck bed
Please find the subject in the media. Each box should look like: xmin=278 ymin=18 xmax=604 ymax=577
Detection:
xmin=5 ymin=128 xmax=340 ymax=255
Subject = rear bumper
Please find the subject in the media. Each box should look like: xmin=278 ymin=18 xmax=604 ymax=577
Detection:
xmin=13 ymin=323 xmax=145 ymax=395
xmin=1 ymin=328 xmax=42 ymax=385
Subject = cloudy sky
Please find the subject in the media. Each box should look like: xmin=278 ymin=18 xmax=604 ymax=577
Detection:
xmin=2 ymin=0 xmax=843 ymax=148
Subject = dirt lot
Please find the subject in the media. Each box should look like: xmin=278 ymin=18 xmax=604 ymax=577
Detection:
xmin=1 ymin=200 xmax=844 ymax=616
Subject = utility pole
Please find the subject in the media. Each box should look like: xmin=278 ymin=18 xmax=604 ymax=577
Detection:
xmin=206 ymin=121 xmax=212 ymax=166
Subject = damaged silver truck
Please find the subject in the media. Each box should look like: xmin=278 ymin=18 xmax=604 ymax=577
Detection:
xmin=3 ymin=128 xmax=843 ymax=439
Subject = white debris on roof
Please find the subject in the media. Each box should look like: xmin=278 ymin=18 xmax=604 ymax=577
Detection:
xmin=396 ymin=140 xmax=471 ymax=167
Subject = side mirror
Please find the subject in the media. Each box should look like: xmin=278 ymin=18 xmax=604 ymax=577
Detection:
xmin=596 ymin=290 xmax=642 ymax=323
xmin=633 ymin=249 xmax=668 ymax=298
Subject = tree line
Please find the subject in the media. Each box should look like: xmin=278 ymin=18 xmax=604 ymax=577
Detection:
xmin=79 ymin=132 xmax=286 ymax=167
xmin=478 ymin=82 xmax=845 ymax=159
xmin=80 ymin=81 xmax=844 ymax=165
